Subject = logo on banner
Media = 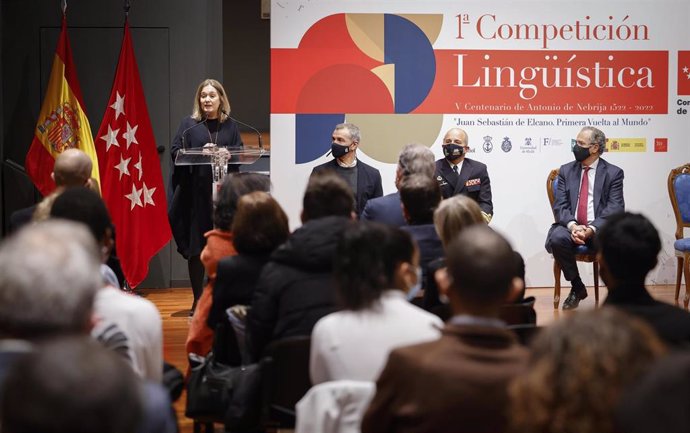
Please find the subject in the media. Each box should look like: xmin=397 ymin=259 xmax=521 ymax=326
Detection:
xmin=521 ymin=137 xmax=537 ymax=153
xmin=605 ymin=138 xmax=647 ymax=152
xmin=501 ymin=137 xmax=512 ymax=153
xmin=542 ymin=137 xmax=565 ymax=148
xmin=483 ymin=136 xmax=493 ymax=153
xmin=654 ymin=138 xmax=668 ymax=152
xmin=678 ymin=51 xmax=690 ymax=95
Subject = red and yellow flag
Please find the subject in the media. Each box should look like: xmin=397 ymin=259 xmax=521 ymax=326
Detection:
xmin=25 ymin=15 xmax=100 ymax=197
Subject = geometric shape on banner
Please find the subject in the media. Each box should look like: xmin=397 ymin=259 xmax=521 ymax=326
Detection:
xmin=384 ymin=14 xmax=436 ymax=113
xmin=678 ymin=51 xmax=690 ymax=95
xmin=296 ymin=64 xmax=394 ymax=113
xmin=371 ymin=64 xmax=396 ymax=106
xmin=399 ymin=14 xmax=443 ymax=46
xmin=295 ymin=113 xmax=346 ymax=164
xmin=347 ymin=114 xmax=444 ymax=164
xmin=346 ymin=14 xmax=385 ymax=62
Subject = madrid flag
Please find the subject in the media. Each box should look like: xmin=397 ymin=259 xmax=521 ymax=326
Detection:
xmin=96 ymin=20 xmax=171 ymax=287
xmin=25 ymin=15 xmax=100 ymax=196
xmin=679 ymin=51 xmax=690 ymax=96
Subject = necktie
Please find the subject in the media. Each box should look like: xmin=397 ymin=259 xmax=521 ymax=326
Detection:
xmin=452 ymin=165 xmax=458 ymax=174
xmin=576 ymin=166 xmax=591 ymax=225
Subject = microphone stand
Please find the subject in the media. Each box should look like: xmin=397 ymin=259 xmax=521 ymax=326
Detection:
xmin=224 ymin=111 xmax=263 ymax=151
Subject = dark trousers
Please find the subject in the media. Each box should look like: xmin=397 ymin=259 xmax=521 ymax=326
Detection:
xmin=546 ymin=225 xmax=595 ymax=282
xmin=188 ymin=254 xmax=205 ymax=306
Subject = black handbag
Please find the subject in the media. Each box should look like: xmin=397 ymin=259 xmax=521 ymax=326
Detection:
xmin=186 ymin=352 xmax=237 ymax=422
xmin=185 ymin=352 xmax=263 ymax=429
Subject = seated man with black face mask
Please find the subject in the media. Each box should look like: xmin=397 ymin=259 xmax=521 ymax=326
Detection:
xmin=311 ymin=122 xmax=383 ymax=215
xmin=434 ymin=128 xmax=493 ymax=222
xmin=546 ymin=126 xmax=624 ymax=310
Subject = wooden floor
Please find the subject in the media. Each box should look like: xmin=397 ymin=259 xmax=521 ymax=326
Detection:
xmin=140 ymin=284 xmax=685 ymax=433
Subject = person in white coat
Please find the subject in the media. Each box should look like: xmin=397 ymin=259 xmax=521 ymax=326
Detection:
xmin=310 ymin=222 xmax=442 ymax=384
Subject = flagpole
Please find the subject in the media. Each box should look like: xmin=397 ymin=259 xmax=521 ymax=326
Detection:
xmin=124 ymin=0 xmax=130 ymax=16
xmin=61 ymin=0 xmax=66 ymax=14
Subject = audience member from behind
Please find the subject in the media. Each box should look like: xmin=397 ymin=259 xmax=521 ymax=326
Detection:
xmin=361 ymin=143 xmax=435 ymax=226
xmin=510 ymin=308 xmax=665 ymax=433
xmin=0 ymin=220 xmax=177 ymax=433
xmin=424 ymin=194 xmax=484 ymax=310
xmin=310 ymin=222 xmax=442 ymax=384
xmin=245 ymin=171 xmax=355 ymax=362
xmin=186 ymin=173 xmax=271 ymax=358
xmin=616 ymin=352 xmax=690 ymax=433
xmin=399 ymin=174 xmax=444 ymax=299
xmin=0 ymin=220 xmax=100 ymax=385
xmin=599 ymin=212 xmax=690 ymax=348
xmin=208 ymin=191 xmax=289 ymax=364
xmin=50 ymin=187 xmax=164 ymax=383
xmin=9 ymin=148 xmax=93 ymax=231
xmin=362 ymin=225 xmax=527 ymax=433
xmin=1 ymin=336 xmax=143 ymax=433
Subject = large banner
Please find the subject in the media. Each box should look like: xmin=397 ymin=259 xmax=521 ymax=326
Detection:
xmin=270 ymin=0 xmax=690 ymax=287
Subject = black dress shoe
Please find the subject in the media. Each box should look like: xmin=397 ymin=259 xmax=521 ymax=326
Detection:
xmin=562 ymin=289 xmax=588 ymax=310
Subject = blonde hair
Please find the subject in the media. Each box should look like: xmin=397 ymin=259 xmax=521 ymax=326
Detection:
xmin=192 ymin=78 xmax=231 ymax=122
xmin=433 ymin=195 xmax=484 ymax=249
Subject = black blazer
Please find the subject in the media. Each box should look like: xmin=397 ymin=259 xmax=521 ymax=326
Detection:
xmin=604 ymin=284 xmax=690 ymax=349
xmin=311 ymin=158 xmax=383 ymax=215
xmin=434 ymin=158 xmax=493 ymax=215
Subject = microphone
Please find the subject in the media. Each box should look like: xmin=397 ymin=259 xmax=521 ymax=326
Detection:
xmin=222 ymin=109 xmax=263 ymax=150
xmin=180 ymin=116 xmax=208 ymax=151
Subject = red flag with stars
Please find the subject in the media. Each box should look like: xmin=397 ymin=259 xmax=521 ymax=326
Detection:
xmin=679 ymin=51 xmax=690 ymax=95
xmin=96 ymin=19 xmax=171 ymax=287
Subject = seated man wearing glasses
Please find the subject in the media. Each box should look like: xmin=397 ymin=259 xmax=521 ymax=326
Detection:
xmin=545 ymin=126 xmax=624 ymax=310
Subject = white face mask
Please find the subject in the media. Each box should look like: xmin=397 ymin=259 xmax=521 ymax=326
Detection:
xmin=406 ymin=266 xmax=423 ymax=301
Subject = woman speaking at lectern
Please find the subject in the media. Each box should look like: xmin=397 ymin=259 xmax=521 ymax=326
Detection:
xmin=169 ymin=78 xmax=243 ymax=313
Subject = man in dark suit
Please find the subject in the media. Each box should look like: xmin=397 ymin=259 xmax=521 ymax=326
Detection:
xmin=600 ymin=212 xmax=690 ymax=348
xmin=361 ymin=143 xmax=435 ymax=227
xmin=362 ymin=225 xmax=527 ymax=433
xmin=434 ymin=128 xmax=493 ymax=222
xmin=546 ymin=126 xmax=624 ymax=310
xmin=311 ymin=122 xmax=382 ymax=215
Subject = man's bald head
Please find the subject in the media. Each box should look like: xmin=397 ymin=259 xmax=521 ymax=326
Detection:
xmin=443 ymin=128 xmax=468 ymax=144
xmin=446 ymin=225 xmax=516 ymax=306
xmin=52 ymin=149 xmax=92 ymax=187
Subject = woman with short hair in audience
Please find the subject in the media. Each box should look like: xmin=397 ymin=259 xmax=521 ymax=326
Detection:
xmin=207 ymin=191 xmax=289 ymax=364
xmin=185 ymin=173 xmax=270 ymax=358
xmin=423 ymin=195 xmax=485 ymax=311
xmin=310 ymin=222 xmax=442 ymax=384
xmin=509 ymin=308 xmax=666 ymax=433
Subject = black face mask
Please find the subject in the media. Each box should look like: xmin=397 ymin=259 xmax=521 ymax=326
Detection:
xmin=572 ymin=144 xmax=591 ymax=162
xmin=331 ymin=143 xmax=350 ymax=158
xmin=443 ymin=144 xmax=464 ymax=160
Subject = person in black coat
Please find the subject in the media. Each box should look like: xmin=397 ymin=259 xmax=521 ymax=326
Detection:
xmin=245 ymin=171 xmax=356 ymax=361
xmin=434 ymin=128 xmax=493 ymax=222
xmin=206 ymin=192 xmax=289 ymax=365
xmin=310 ymin=122 xmax=382 ymax=215
xmin=399 ymin=174 xmax=444 ymax=301
xmin=600 ymin=212 xmax=690 ymax=349
xmin=168 ymin=78 xmax=243 ymax=311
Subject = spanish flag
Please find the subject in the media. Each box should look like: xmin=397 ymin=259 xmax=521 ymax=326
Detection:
xmin=25 ymin=14 xmax=99 ymax=197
